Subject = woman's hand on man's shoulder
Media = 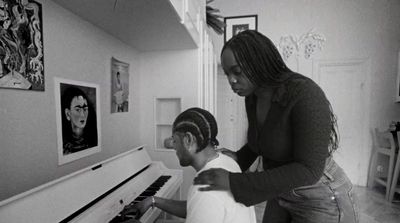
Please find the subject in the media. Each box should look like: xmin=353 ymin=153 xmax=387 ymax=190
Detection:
xmin=216 ymin=147 xmax=238 ymax=161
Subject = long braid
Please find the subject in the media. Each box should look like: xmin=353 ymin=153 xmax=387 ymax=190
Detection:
xmin=328 ymin=103 xmax=339 ymax=154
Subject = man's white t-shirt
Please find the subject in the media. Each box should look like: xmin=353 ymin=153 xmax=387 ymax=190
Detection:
xmin=186 ymin=153 xmax=257 ymax=223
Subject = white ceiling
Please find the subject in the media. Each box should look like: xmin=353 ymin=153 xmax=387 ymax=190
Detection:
xmin=52 ymin=0 xmax=197 ymax=51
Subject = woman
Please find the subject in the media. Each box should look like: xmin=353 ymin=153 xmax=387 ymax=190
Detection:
xmin=193 ymin=30 xmax=358 ymax=223
xmin=61 ymin=86 xmax=98 ymax=154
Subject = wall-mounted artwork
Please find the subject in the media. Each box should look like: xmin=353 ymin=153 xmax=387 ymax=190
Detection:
xmin=54 ymin=78 xmax=101 ymax=165
xmin=224 ymin=14 xmax=258 ymax=43
xmin=111 ymin=57 xmax=129 ymax=113
xmin=396 ymin=50 xmax=400 ymax=102
xmin=278 ymin=29 xmax=326 ymax=61
xmin=0 ymin=0 xmax=44 ymax=91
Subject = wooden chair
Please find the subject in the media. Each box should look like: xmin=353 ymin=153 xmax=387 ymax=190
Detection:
xmin=367 ymin=128 xmax=398 ymax=201
xmin=389 ymin=131 xmax=400 ymax=202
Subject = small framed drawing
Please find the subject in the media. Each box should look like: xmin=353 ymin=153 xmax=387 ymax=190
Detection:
xmin=54 ymin=78 xmax=101 ymax=165
xmin=396 ymin=50 xmax=400 ymax=102
xmin=224 ymin=14 xmax=258 ymax=43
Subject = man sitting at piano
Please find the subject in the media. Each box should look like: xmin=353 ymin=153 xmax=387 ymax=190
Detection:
xmin=122 ymin=107 xmax=256 ymax=223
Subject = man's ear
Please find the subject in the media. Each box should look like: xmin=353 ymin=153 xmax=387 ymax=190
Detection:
xmin=184 ymin=132 xmax=197 ymax=152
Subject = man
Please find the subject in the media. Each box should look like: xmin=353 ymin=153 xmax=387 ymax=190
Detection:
xmin=121 ymin=107 xmax=256 ymax=223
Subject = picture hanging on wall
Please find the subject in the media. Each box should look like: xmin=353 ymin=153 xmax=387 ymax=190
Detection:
xmin=0 ymin=0 xmax=44 ymax=91
xmin=111 ymin=57 xmax=129 ymax=113
xmin=396 ymin=50 xmax=400 ymax=102
xmin=224 ymin=14 xmax=258 ymax=43
xmin=54 ymin=78 xmax=101 ymax=165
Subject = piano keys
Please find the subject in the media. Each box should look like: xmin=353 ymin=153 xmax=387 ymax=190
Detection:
xmin=110 ymin=175 xmax=172 ymax=222
xmin=0 ymin=146 xmax=183 ymax=223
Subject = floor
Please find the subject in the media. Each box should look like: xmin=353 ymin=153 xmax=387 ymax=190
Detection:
xmin=253 ymin=186 xmax=400 ymax=223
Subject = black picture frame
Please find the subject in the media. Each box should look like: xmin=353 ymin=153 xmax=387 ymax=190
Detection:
xmin=54 ymin=78 xmax=101 ymax=165
xmin=397 ymin=50 xmax=400 ymax=102
xmin=224 ymin=14 xmax=258 ymax=43
xmin=0 ymin=0 xmax=44 ymax=91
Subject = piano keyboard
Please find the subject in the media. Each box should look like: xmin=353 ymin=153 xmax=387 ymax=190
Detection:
xmin=110 ymin=175 xmax=172 ymax=222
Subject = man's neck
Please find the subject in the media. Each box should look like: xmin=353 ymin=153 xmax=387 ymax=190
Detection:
xmin=192 ymin=146 xmax=218 ymax=172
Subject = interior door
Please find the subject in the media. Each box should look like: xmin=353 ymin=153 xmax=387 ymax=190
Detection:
xmin=313 ymin=59 xmax=369 ymax=185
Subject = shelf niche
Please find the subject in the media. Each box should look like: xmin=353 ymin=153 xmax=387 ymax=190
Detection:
xmin=155 ymin=98 xmax=181 ymax=149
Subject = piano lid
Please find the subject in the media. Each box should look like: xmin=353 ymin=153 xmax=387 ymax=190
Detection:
xmin=0 ymin=146 xmax=152 ymax=223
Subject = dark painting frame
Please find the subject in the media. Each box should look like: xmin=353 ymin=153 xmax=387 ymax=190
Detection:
xmin=0 ymin=0 xmax=44 ymax=91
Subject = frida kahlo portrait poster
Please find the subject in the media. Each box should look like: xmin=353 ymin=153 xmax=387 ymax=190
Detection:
xmin=0 ymin=0 xmax=44 ymax=91
xmin=54 ymin=78 xmax=101 ymax=165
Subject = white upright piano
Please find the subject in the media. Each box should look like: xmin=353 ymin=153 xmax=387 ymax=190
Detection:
xmin=0 ymin=146 xmax=183 ymax=223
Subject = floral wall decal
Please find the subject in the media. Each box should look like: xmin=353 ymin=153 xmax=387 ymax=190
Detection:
xmin=278 ymin=28 xmax=326 ymax=61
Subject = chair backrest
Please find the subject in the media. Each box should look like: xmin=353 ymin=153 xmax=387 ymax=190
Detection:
xmin=373 ymin=128 xmax=395 ymax=150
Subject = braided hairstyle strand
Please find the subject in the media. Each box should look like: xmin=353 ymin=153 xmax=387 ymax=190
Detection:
xmin=173 ymin=107 xmax=219 ymax=152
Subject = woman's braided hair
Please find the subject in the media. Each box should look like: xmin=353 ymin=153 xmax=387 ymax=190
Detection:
xmin=173 ymin=107 xmax=219 ymax=152
xmin=222 ymin=29 xmax=292 ymax=87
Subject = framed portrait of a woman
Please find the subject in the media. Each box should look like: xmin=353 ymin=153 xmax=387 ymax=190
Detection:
xmin=54 ymin=78 xmax=101 ymax=165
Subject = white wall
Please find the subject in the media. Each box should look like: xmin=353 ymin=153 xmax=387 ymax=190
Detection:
xmin=209 ymin=0 xmax=400 ymax=185
xmin=138 ymin=49 xmax=200 ymax=198
xmin=0 ymin=0 xmax=142 ymax=202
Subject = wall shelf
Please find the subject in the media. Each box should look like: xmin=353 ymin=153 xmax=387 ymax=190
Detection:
xmin=155 ymin=98 xmax=181 ymax=149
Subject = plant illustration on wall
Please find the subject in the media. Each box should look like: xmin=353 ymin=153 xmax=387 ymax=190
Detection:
xmin=278 ymin=29 xmax=326 ymax=61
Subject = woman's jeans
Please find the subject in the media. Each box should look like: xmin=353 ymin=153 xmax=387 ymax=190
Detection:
xmin=263 ymin=159 xmax=359 ymax=223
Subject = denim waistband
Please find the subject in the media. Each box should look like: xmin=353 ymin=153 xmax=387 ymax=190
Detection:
xmin=320 ymin=157 xmax=351 ymax=189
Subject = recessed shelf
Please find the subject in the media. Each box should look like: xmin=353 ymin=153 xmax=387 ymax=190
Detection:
xmin=155 ymin=98 xmax=181 ymax=149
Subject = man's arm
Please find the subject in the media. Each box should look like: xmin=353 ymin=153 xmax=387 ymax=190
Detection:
xmin=121 ymin=196 xmax=186 ymax=219
xmin=154 ymin=196 xmax=187 ymax=218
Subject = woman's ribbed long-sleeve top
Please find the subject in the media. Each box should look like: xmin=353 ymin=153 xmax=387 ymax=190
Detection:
xmin=229 ymin=73 xmax=333 ymax=206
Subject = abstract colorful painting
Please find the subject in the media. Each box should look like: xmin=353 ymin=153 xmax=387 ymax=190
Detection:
xmin=0 ymin=0 xmax=44 ymax=91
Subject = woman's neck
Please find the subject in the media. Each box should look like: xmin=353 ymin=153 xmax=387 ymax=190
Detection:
xmin=71 ymin=126 xmax=84 ymax=138
xmin=254 ymin=86 xmax=274 ymax=98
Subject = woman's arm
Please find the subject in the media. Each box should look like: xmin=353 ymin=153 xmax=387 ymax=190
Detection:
xmin=229 ymin=82 xmax=332 ymax=206
xmin=195 ymin=82 xmax=333 ymax=206
xmin=235 ymin=144 xmax=259 ymax=171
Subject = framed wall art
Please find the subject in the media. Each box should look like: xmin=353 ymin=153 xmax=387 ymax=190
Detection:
xmin=396 ymin=50 xmax=400 ymax=102
xmin=111 ymin=57 xmax=129 ymax=113
xmin=224 ymin=14 xmax=258 ymax=43
xmin=0 ymin=0 xmax=44 ymax=91
xmin=54 ymin=78 xmax=101 ymax=165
